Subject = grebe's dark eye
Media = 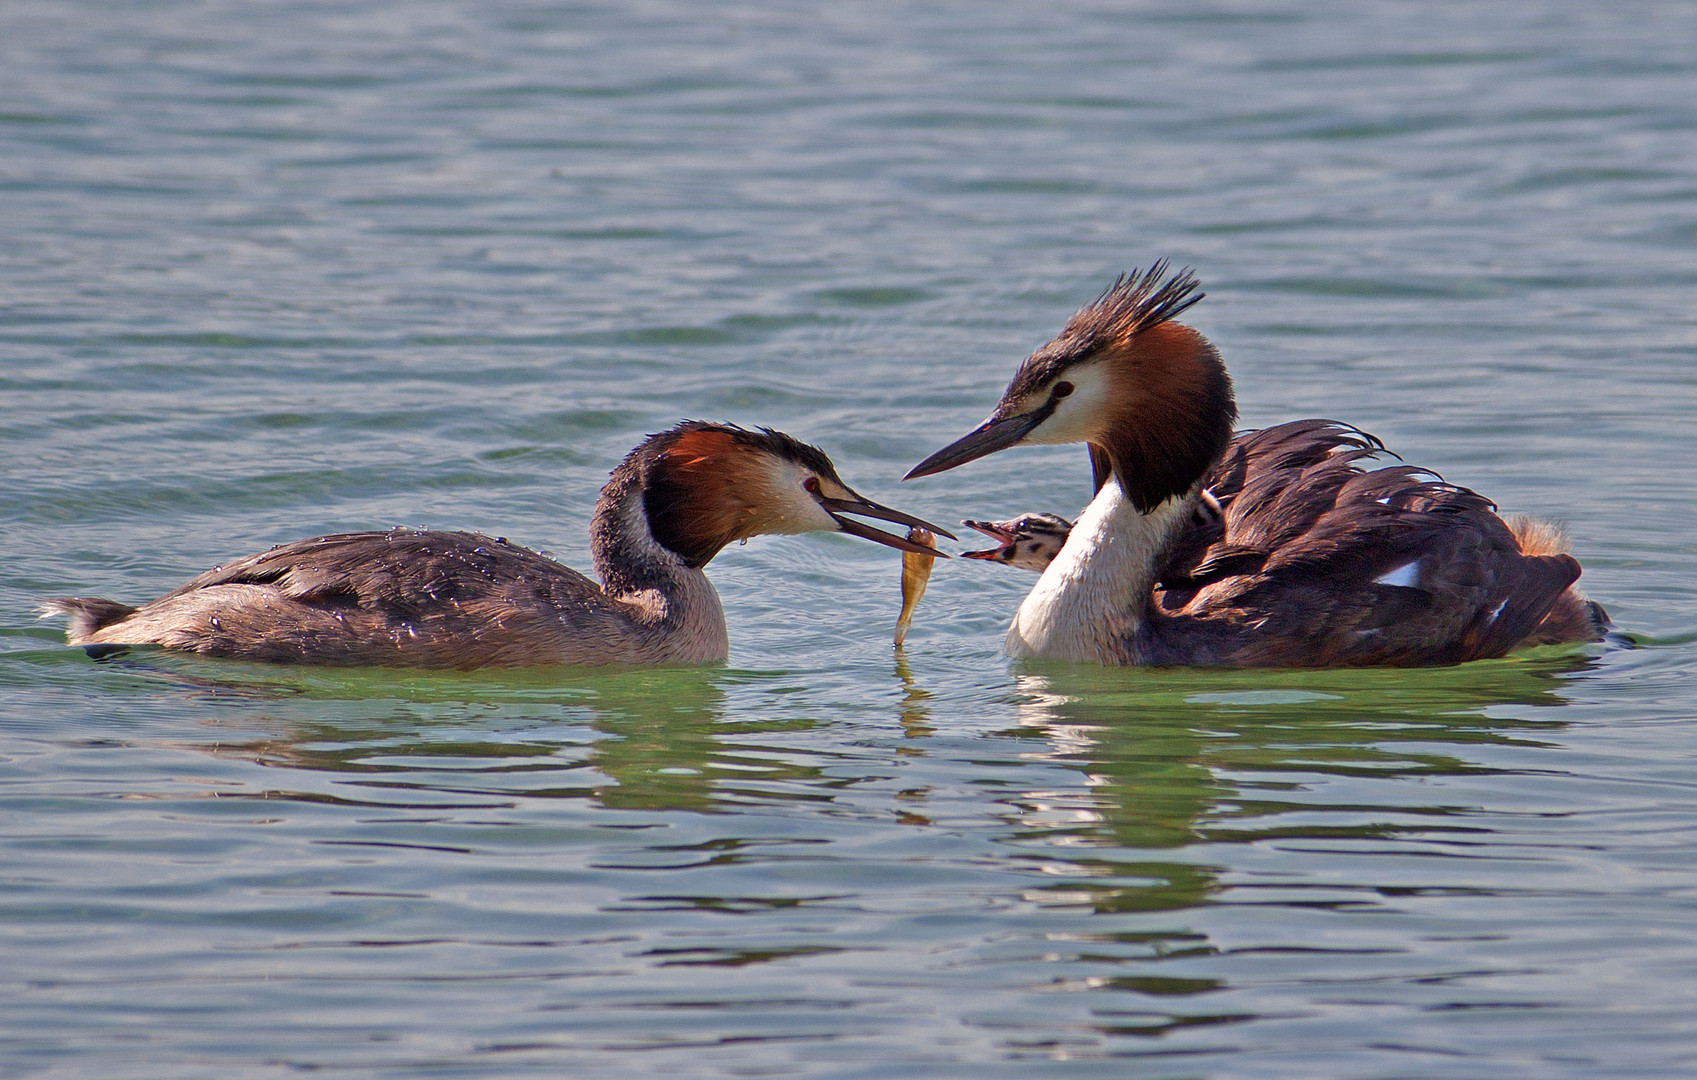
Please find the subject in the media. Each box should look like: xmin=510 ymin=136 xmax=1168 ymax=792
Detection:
xmin=1053 ymin=381 xmax=1074 ymax=398
xmin=804 ymin=476 xmax=822 ymax=495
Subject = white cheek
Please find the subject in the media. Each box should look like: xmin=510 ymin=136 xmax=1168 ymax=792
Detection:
xmin=786 ymin=497 xmax=841 ymax=535
xmin=765 ymin=464 xmax=842 ymax=535
xmin=1024 ymin=366 xmax=1110 ymax=446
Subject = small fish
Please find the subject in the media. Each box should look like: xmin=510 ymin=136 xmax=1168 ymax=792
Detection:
xmin=894 ymin=527 xmax=937 ymax=646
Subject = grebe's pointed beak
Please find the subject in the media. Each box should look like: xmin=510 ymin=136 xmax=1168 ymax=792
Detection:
xmin=904 ymin=410 xmax=1045 ymax=480
xmin=958 ymin=518 xmax=1018 ymax=560
xmin=963 ymin=519 xmax=1019 ymax=540
xmin=816 ymin=491 xmax=956 ymax=554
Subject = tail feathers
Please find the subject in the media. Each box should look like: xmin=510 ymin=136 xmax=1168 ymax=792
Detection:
xmin=43 ymin=597 xmax=138 ymax=644
xmin=1506 ymin=514 xmax=1572 ymax=557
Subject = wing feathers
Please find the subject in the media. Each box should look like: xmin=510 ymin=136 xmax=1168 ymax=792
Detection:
xmin=1150 ymin=420 xmax=1601 ymax=665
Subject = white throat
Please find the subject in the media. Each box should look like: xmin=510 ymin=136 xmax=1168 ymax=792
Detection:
xmin=1005 ymin=480 xmax=1192 ymax=664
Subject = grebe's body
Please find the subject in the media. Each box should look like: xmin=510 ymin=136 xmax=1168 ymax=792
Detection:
xmin=909 ymin=266 xmax=1606 ymax=668
xmin=52 ymin=422 xmax=946 ymax=669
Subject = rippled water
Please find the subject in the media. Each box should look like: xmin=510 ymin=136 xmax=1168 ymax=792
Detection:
xmin=5 ymin=2 xmax=1697 ymax=1076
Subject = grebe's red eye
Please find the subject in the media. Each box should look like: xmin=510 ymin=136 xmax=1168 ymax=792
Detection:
xmin=1053 ymin=381 xmax=1074 ymax=398
xmin=804 ymin=476 xmax=822 ymax=494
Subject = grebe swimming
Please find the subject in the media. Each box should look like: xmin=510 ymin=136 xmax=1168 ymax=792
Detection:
xmin=51 ymin=421 xmax=949 ymax=668
xmin=907 ymin=265 xmax=1606 ymax=667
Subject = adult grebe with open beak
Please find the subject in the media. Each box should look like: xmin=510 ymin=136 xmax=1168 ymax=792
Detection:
xmin=906 ymin=264 xmax=1606 ymax=667
xmin=50 ymin=421 xmax=950 ymax=668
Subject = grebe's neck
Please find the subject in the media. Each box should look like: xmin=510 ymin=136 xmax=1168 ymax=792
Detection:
xmin=589 ymin=467 xmax=729 ymax=664
xmin=1005 ymin=479 xmax=1194 ymax=664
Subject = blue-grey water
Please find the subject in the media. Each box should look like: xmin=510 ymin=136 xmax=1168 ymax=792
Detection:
xmin=4 ymin=2 xmax=1697 ymax=1077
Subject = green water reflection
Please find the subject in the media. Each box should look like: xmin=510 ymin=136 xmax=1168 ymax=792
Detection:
xmin=108 ymin=658 xmax=832 ymax=816
xmin=110 ymin=645 xmax=1591 ymax=862
xmin=992 ymin=652 xmax=1585 ymax=902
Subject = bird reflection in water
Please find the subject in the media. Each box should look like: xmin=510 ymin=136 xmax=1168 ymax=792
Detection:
xmin=111 ymin=661 xmax=831 ymax=817
xmin=994 ymin=654 xmax=1590 ymax=920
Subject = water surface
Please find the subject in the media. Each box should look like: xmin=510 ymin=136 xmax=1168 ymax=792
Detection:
xmin=4 ymin=2 xmax=1697 ymax=1077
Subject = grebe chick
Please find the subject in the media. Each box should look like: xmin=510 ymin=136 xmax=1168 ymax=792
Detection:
xmin=961 ymin=514 xmax=1074 ymax=572
xmin=50 ymin=421 xmax=950 ymax=669
xmin=961 ymin=492 xmax=1224 ymax=573
xmin=906 ymin=264 xmax=1608 ymax=668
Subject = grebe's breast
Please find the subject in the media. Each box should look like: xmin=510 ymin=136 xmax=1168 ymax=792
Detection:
xmin=1147 ymin=421 xmax=1590 ymax=667
xmin=75 ymin=530 xmax=699 ymax=668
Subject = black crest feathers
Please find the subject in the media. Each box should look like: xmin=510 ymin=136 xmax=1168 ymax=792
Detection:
xmin=1072 ymin=261 xmax=1206 ymax=345
xmin=1008 ymin=260 xmax=1206 ymax=400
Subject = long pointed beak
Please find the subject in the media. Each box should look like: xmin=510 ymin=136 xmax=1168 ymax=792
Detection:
xmin=904 ymin=411 xmax=1044 ymax=480
xmin=817 ymin=493 xmax=956 ymax=555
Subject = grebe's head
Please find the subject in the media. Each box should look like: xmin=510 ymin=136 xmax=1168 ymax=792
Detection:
xmin=627 ymin=421 xmax=952 ymax=569
xmin=906 ymin=263 xmax=1237 ymax=511
xmin=960 ymin=513 xmax=1073 ymax=573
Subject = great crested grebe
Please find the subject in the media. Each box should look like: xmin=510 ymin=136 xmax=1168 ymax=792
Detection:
xmin=50 ymin=421 xmax=950 ymax=668
xmin=906 ymin=264 xmax=1608 ymax=668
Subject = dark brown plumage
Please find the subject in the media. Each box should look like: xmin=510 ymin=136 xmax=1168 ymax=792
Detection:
xmin=1146 ymin=420 xmax=1606 ymax=666
xmin=55 ymin=531 xmax=648 ymax=667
